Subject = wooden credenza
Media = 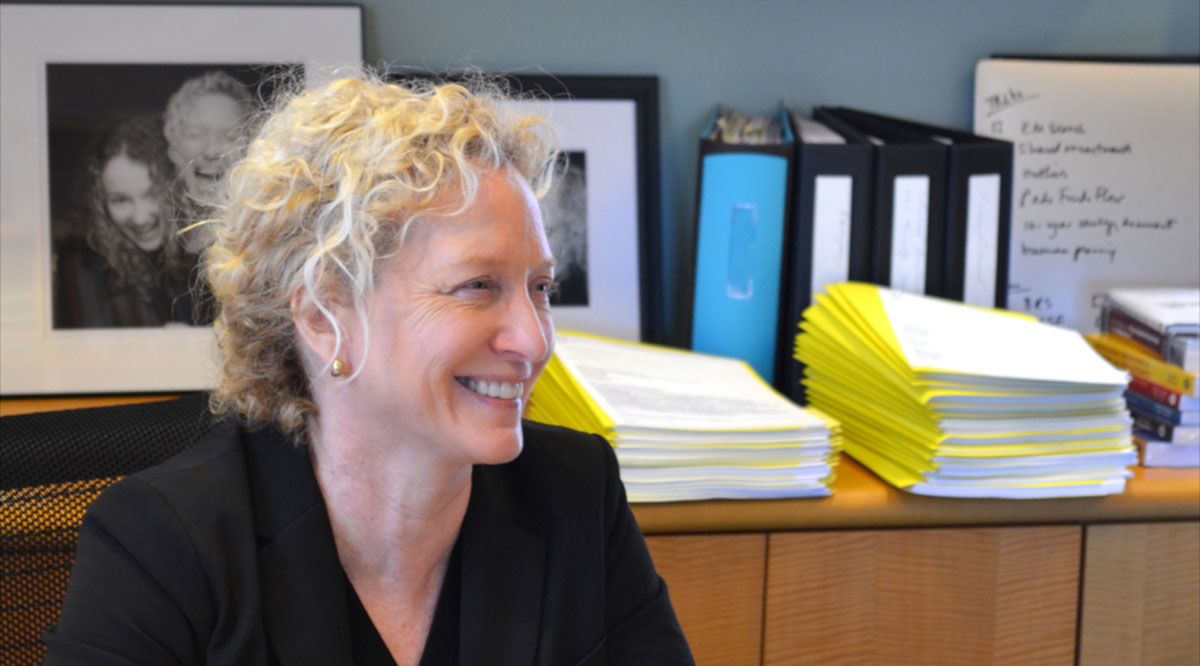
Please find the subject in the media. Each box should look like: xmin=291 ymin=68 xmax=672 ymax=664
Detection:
xmin=4 ymin=397 xmax=1197 ymax=664
xmin=634 ymin=459 xmax=1200 ymax=666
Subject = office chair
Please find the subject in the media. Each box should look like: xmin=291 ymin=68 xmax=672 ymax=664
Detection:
xmin=0 ymin=393 xmax=213 ymax=664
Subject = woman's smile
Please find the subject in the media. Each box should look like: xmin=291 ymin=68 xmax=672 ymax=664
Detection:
xmin=455 ymin=376 xmax=525 ymax=400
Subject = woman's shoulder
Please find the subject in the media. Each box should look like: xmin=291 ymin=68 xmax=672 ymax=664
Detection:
xmin=85 ymin=420 xmax=262 ymax=536
xmin=126 ymin=419 xmax=246 ymax=484
xmin=51 ymin=421 xmax=277 ymax=663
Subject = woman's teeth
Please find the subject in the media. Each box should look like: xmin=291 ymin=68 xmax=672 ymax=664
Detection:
xmin=458 ymin=377 xmax=523 ymax=400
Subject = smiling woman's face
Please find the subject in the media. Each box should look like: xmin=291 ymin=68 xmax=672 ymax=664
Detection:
xmin=330 ymin=168 xmax=557 ymax=466
xmin=168 ymin=91 xmax=244 ymax=203
xmin=101 ymin=153 xmax=166 ymax=252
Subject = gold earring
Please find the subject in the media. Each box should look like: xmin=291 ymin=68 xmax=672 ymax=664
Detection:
xmin=330 ymin=359 xmax=345 ymax=377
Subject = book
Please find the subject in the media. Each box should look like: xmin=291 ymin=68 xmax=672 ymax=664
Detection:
xmin=795 ymin=282 xmax=1134 ymax=499
xmin=1128 ymin=375 xmax=1200 ymax=411
xmin=1136 ymin=434 xmax=1200 ymax=468
xmin=527 ymin=331 xmax=841 ymax=502
xmin=1103 ymin=304 xmax=1200 ymax=368
xmin=1130 ymin=409 xmax=1200 ymax=445
xmin=1124 ymin=389 xmax=1199 ymax=426
xmin=1105 ymin=306 xmax=1174 ymax=360
xmin=690 ymin=105 xmax=794 ymax=383
xmin=1086 ymin=332 xmax=1200 ymax=397
xmin=1104 ymin=288 xmax=1200 ymax=372
xmin=1170 ymin=335 xmax=1200 ymax=375
xmin=778 ymin=113 xmax=874 ymax=402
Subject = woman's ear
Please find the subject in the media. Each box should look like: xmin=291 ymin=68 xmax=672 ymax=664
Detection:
xmin=290 ymin=286 xmax=341 ymax=367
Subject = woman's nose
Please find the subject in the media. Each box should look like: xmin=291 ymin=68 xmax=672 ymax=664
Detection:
xmin=494 ymin=292 xmax=552 ymax=362
xmin=135 ymin=201 xmax=160 ymax=225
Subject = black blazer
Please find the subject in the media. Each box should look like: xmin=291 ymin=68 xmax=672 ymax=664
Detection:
xmin=43 ymin=420 xmax=693 ymax=665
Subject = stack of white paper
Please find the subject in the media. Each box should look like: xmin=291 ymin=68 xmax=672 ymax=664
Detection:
xmin=795 ymin=282 xmax=1135 ymax=499
xmin=529 ymin=332 xmax=841 ymax=502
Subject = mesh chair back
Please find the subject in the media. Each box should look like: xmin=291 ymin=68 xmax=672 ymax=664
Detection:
xmin=1 ymin=393 xmax=214 ymax=664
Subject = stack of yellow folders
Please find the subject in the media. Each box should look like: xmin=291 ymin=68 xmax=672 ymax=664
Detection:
xmin=528 ymin=331 xmax=841 ymax=502
xmin=794 ymin=282 xmax=1136 ymax=499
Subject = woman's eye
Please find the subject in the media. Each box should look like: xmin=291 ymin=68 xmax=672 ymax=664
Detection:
xmin=460 ymin=279 xmax=491 ymax=292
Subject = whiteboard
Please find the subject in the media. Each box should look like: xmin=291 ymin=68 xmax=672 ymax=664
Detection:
xmin=973 ymin=58 xmax=1199 ymax=332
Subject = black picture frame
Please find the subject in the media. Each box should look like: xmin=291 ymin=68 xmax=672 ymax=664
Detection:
xmin=391 ymin=71 xmax=663 ymax=344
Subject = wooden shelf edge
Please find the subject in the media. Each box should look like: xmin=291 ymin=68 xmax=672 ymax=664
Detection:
xmin=633 ymin=458 xmax=1200 ymax=534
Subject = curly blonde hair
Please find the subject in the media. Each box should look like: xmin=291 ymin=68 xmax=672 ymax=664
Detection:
xmin=203 ymin=73 xmax=559 ymax=442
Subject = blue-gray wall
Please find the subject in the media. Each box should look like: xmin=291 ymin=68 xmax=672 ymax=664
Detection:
xmin=367 ymin=0 xmax=1198 ymax=344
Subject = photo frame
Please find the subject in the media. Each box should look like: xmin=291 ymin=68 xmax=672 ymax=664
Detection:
xmin=0 ymin=3 xmax=363 ymax=395
xmin=393 ymin=71 xmax=662 ymax=345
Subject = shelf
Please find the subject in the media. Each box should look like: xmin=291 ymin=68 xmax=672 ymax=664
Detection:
xmin=632 ymin=456 xmax=1200 ymax=534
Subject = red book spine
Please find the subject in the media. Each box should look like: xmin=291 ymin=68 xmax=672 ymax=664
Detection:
xmin=1128 ymin=375 xmax=1183 ymax=408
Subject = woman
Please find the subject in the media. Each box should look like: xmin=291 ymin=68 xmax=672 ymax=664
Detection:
xmin=53 ymin=114 xmax=195 ymax=327
xmin=44 ymin=75 xmax=693 ymax=665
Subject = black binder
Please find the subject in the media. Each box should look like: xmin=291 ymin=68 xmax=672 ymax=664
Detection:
xmin=777 ymin=112 xmax=874 ymax=401
xmin=828 ymin=107 xmax=1013 ymax=308
xmin=815 ymin=107 xmax=949 ymax=298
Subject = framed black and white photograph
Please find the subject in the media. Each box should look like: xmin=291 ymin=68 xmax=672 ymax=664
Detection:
xmin=0 ymin=3 xmax=363 ymax=394
xmin=46 ymin=63 xmax=298 ymax=330
xmin=508 ymin=75 xmax=662 ymax=345
xmin=395 ymin=72 xmax=662 ymax=344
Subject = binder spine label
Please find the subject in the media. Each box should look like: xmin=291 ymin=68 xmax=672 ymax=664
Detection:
xmin=726 ymin=204 xmax=757 ymax=299
xmin=963 ymin=173 xmax=1001 ymax=307
xmin=811 ymin=175 xmax=853 ymax=296
xmin=891 ymin=175 xmax=930 ymax=293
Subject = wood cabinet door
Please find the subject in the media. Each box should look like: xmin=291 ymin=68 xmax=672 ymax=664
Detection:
xmin=763 ymin=526 xmax=1080 ymax=665
xmin=645 ymin=533 xmax=766 ymax=666
xmin=1079 ymin=521 xmax=1200 ymax=666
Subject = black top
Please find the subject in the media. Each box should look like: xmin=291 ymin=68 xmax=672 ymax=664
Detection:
xmin=348 ymin=540 xmax=462 ymax=666
xmin=44 ymin=420 xmax=694 ymax=665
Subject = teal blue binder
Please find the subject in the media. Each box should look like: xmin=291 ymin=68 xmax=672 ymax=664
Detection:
xmin=690 ymin=106 xmax=794 ymax=383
